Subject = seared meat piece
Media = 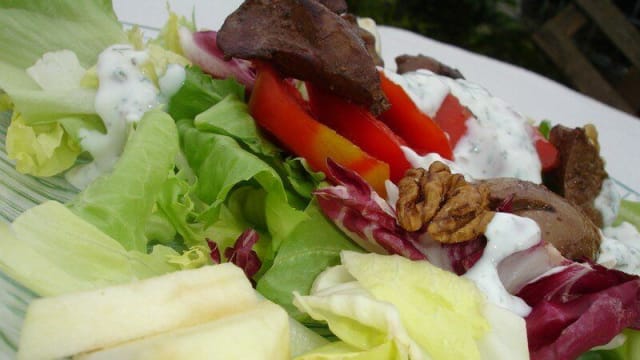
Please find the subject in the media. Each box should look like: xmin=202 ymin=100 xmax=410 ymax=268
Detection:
xmin=318 ymin=0 xmax=347 ymax=13
xmin=395 ymin=54 xmax=464 ymax=79
xmin=217 ymin=0 xmax=389 ymax=115
xmin=341 ymin=13 xmax=384 ymax=67
xmin=543 ymin=125 xmax=608 ymax=227
xmin=483 ymin=178 xmax=601 ymax=261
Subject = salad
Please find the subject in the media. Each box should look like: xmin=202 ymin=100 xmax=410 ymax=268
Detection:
xmin=1 ymin=0 xmax=640 ymax=359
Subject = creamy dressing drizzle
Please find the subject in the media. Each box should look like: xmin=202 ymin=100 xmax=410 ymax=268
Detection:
xmin=65 ymin=45 xmax=185 ymax=188
xmin=594 ymin=178 xmax=620 ymax=227
xmin=464 ymin=213 xmax=541 ymax=317
xmin=598 ymin=222 xmax=640 ymax=275
xmin=387 ymin=69 xmax=542 ymax=184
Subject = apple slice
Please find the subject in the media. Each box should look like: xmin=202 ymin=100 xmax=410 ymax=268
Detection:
xmin=18 ymin=263 xmax=258 ymax=360
xmin=76 ymin=301 xmax=290 ymax=360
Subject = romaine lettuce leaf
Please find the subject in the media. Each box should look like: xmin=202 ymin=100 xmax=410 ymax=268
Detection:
xmin=68 ymin=111 xmax=179 ymax=252
xmin=0 ymin=201 xmax=179 ymax=297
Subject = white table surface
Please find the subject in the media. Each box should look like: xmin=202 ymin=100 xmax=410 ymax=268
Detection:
xmin=114 ymin=0 xmax=640 ymax=191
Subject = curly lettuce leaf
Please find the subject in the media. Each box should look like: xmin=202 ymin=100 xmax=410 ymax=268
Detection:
xmin=178 ymin=119 xmax=307 ymax=243
xmin=68 ymin=111 xmax=179 ymax=252
xmin=6 ymin=112 xmax=80 ymax=177
xmin=0 ymin=201 xmax=179 ymax=297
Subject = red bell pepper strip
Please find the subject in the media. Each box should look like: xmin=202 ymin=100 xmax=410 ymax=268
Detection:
xmin=433 ymin=93 xmax=473 ymax=148
xmin=248 ymin=63 xmax=390 ymax=196
xmin=378 ymin=70 xmax=454 ymax=159
xmin=306 ymin=84 xmax=411 ymax=183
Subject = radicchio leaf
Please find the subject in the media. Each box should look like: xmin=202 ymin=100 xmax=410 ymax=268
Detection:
xmin=314 ymin=159 xmax=426 ymax=260
xmin=206 ymin=238 xmax=221 ymax=264
xmin=517 ymin=262 xmax=640 ymax=360
xmin=225 ymin=228 xmax=262 ymax=280
xmin=179 ymin=27 xmax=255 ymax=88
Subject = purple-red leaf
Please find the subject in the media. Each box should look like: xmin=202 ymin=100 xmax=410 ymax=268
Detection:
xmin=517 ymin=262 xmax=640 ymax=360
xmin=179 ymin=28 xmax=255 ymax=88
xmin=206 ymin=238 xmax=221 ymax=264
xmin=314 ymin=159 xmax=427 ymax=260
xmin=225 ymin=228 xmax=262 ymax=280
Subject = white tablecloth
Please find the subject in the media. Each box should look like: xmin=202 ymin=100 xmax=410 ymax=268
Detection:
xmin=114 ymin=0 xmax=640 ymax=191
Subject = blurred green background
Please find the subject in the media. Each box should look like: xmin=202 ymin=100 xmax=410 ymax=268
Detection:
xmin=346 ymin=0 xmax=640 ymax=91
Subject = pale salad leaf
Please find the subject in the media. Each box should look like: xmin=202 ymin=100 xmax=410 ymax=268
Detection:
xmin=0 ymin=201 xmax=179 ymax=297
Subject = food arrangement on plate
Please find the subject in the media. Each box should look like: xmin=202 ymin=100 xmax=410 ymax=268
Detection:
xmin=1 ymin=0 xmax=639 ymax=359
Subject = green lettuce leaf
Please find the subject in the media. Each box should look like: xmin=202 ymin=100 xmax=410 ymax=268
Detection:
xmin=68 ymin=111 xmax=179 ymax=252
xmin=257 ymin=203 xmax=362 ymax=320
xmin=614 ymin=200 xmax=640 ymax=231
xmin=178 ymin=119 xmax=307 ymax=243
xmin=168 ymin=66 xmax=245 ymax=121
xmin=6 ymin=112 xmax=80 ymax=177
xmin=151 ymin=9 xmax=196 ymax=55
xmin=0 ymin=201 xmax=179 ymax=297
xmin=0 ymin=0 xmax=126 ymax=71
xmin=194 ymin=93 xmax=277 ymax=156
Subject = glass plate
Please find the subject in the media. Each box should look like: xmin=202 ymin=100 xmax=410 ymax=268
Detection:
xmin=1 ymin=27 xmax=639 ymax=360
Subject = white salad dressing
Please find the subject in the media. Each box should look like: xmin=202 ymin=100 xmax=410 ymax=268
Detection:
xmin=402 ymin=146 xmax=473 ymax=181
xmin=65 ymin=45 xmax=185 ymax=188
xmin=594 ymin=178 xmax=620 ymax=227
xmin=386 ymin=69 xmax=542 ymax=184
xmin=598 ymin=222 xmax=640 ymax=275
xmin=159 ymin=63 xmax=187 ymax=100
xmin=382 ymin=68 xmax=449 ymax=118
xmin=464 ymin=212 xmax=541 ymax=317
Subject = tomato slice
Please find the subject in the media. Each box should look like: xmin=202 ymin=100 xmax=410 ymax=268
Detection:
xmin=434 ymin=93 xmax=473 ymax=148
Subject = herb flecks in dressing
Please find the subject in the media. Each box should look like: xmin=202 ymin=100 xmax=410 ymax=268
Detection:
xmin=66 ymin=45 xmax=184 ymax=188
xmin=389 ymin=70 xmax=542 ymax=184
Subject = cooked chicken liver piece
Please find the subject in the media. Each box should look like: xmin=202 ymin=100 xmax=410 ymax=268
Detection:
xmin=543 ymin=125 xmax=608 ymax=228
xmin=395 ymin=54 xmax=464 ymax=79
xmin=217 ymin=0 xmax=389 ymax=115
xmin=483 ymin=178 xmax=601 ymax=261
xmin=318 ymin=0 xmax=347 ymax=13
xmin=341 ymin=13 xmax=384 ymax=67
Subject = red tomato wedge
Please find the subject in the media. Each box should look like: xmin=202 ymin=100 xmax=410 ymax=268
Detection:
xmin=531 ymin=127 xmax=559 ymax=172
xmin=433 ymin=93 xmax=473 ymax=148
xmin=248 ymin=63 xmax=390 ymax=196
xmin=378 ymin=70 xmax=454 ymax=159
xmin=306 ymin=84 xmax=411 ymax=183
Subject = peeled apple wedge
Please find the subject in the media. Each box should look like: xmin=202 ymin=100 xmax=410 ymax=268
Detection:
xmin=18 ymin=263 xmax=259 ymax=360
xmin=76 ymin=301 xmax=290 ymax=360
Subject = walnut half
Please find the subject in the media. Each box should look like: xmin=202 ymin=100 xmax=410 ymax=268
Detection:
xmin=396 ymin=162 xmax=495 ymax=243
